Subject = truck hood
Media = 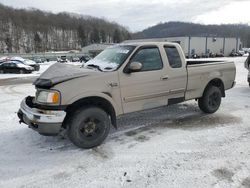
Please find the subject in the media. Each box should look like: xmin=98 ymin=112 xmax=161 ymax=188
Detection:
xmin=33 ymin=63 xmax=97 ymax=88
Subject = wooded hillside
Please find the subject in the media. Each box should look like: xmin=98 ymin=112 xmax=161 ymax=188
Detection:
xmin=1 ymin=3 xmax=250 ymax=54
xmin=133 ymin=22 xmax=250 ymax=47
xmin=0 ymin=3 xmax=131 ymax=53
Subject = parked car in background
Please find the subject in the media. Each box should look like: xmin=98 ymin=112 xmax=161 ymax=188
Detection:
xmin=57 ymin=56 xmax=68 ymax=63
xmin=229 ymin=52 xmax=242 ymax=57
xmin=238 ymin=50 xmax=245 ymax=56
xmin=33 ymin=58 xmax=47 ymax=64
xmin=201 ymin=53 xmax=209 ymax=58
xmin=209 ymin=52 xmax=216 ymax=58
xmin=71 ymin=57 xmax=80 ymax=62
xmin=80 ymin=55 xmax=91 ymax=63
xmin=11 ymin=57 xmax=40 ymax=71
xmin=0 ymin=61 xmax=34 ymax=74
xmin=191 ymin=54 xmax=200 ymax=59
xmin=215 ymin=53 xmax=224 ymax=57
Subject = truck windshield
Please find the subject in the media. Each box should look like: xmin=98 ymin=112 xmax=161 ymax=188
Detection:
xmin=84 ymin=45 xmax=135 ymax=71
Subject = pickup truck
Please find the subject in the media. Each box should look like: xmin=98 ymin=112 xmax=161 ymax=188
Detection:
xmin=18 ymin=42 xmax=236 ymax=149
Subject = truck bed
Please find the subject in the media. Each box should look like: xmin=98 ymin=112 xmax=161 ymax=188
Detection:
xmin=185 ymin=59 xmax=236 ymax=100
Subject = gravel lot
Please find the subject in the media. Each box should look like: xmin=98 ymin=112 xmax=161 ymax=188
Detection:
xmin=0 ymin=57 xmax=249 ymax=188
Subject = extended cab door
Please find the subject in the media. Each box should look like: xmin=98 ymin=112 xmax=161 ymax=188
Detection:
xmin=119 ymin=44 xmax=188 ymax=114
xmin=119 ymin=45 xmax=171 ymax=113
xmin=162 ymin=45 xmax=187 ymax=104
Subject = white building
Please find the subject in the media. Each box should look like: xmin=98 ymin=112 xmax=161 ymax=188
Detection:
xmin=124 ymin=37 xmax=242 ymax=57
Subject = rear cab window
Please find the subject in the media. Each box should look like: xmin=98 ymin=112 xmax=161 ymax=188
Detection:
xmin=164 ymin=46 xmax=182 ymax=68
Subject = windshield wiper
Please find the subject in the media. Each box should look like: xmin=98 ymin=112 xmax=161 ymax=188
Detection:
xmin=86 ymin=64 xmax=103 ymax=72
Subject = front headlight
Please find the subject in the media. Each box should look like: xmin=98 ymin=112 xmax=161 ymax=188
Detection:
xmin=36 ymin=90 xmax=61 ymax=105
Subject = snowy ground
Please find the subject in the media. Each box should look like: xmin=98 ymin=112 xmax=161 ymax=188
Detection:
xmin=0 ymin=57 xmax=250 ymax=188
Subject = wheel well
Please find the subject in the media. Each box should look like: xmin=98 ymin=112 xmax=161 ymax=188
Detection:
xmin=63 ymin=97 xmax=117 ymax=129
xmin=204 ymin=79 xmax=225 ymax=97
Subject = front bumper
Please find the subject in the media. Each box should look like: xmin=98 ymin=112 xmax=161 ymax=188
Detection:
xmin=18 ymin=97 xmax=66 ymax=135
xmin=33 ymin=64 xmax=40 ymax=71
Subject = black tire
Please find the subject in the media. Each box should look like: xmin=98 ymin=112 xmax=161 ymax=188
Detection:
xmin=67 ymin=107 xmax=111 ymax=149
xmin=198 ymin=86 xmax=222 ymax=113
xmin=19 ymin=69 xmax=25 ymax=74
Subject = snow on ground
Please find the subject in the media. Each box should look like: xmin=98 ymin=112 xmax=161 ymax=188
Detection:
xmin=0 ymin=57 xmax=250 ymax=188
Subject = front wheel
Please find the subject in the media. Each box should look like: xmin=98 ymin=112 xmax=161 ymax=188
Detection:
xmin=198 ymin=86 xmax=222 ymax=113
xmin=67 ymin=107 xmax=111 ymax=149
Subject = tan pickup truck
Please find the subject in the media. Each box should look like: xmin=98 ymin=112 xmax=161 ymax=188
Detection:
xmin=18 ymin=42 xmax=236 ymax=148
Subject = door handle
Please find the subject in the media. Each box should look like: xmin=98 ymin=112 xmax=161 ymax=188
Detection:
xmin=108 ymin=82 xmax=118 ymax=87
xmin=161 ymin=75 xmax=169 ymax=80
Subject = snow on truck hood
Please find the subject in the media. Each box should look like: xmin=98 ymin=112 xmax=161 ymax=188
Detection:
xmin=85 ymin=59 xmax=119 ymax=71
xmin=33 ymin=63 xmax=95 ymax=88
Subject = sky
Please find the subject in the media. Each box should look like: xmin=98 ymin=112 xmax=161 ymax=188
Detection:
xmin=0 ymin=0 xmax=250 ymax=32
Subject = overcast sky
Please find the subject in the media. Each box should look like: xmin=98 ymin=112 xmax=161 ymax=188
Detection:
xmin=1 ymin=0 xmax=250 ymax=32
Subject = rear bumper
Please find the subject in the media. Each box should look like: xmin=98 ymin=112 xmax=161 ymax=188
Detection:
xmin=18 ymin=97 xmax=66 ymax=135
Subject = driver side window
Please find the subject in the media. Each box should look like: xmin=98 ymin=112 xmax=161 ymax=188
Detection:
xmin=130 ymin=47 xmax=163 ymax=71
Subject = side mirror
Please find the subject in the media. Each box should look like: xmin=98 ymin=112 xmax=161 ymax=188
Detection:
xmin=126 ymin=62 xmax=142 ymax=73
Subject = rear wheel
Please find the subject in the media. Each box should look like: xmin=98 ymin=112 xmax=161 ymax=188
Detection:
xmin=198 ymin=86 xmax=222 ymax=113
xmin=67 ymin=107 xmax=111 ymax=149
xmin=19 ymin=69 xmax=25 ymax=74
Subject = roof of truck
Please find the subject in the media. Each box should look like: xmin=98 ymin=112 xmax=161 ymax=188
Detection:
xmin=120 ymin=41 xmax=179 ymax=46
